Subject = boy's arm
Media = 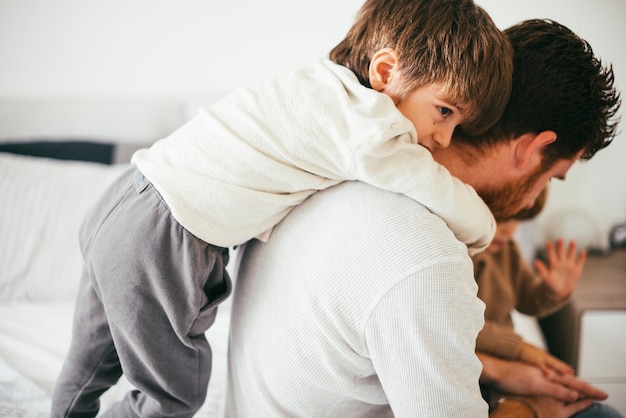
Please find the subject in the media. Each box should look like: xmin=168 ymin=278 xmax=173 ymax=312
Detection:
xmin=351 ymin=136 xmax=495 ymax=254
xmin=515 ymin=280 xmax=571 ymax=318
xmin=477 ymin=320 xmax=573 ymax=374
xmin=477 ymin=319 xmax=524 ymax=360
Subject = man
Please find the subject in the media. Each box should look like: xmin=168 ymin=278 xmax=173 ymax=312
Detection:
xmin=225 ymin=19 xmax=620 ymax=417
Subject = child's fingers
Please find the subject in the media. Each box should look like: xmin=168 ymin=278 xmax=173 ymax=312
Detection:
xmin=544 ymin=240 xmax=556 ymax=264
xmin=555 ymin=237 xmax=566 ymax=259
xmin=547 ymin=356 xmax=574 ymax=375
xmin=533 ymin=259 xmax=549 ymax=279
xmin=566 ymin=239 xmax=578 ymax=259
xmin=576 ymin=248 xmax=587 ymax=268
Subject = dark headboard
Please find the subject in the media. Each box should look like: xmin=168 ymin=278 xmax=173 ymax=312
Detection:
xmin=0 ymin=140 xmax=146 ymax=164
xmin=0 ymin=141 xmax=114 ymax=164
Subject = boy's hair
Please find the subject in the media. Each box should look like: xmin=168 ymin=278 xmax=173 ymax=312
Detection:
xmin=512 ymin=186 xmax=548 ymax=221
xmin=456 ymin=19 xmax=621 ymax=167
xmin=329 ymin=0 xmax=513 ymax=136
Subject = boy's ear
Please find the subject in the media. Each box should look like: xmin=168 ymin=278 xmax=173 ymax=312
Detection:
xmin=514 ymin=130 xmax=557 ymax=169
xmin=369 ymin=48 xmax=400 ymax=92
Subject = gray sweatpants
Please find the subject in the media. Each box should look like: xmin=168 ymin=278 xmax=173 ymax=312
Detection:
xmin=51 ymin=168 xmax=231 ymax=417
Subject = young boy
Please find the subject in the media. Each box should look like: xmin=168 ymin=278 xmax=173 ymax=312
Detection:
xmin=473 ymin=186 xmax=587 ymax=377
xmin=52 ymin=0 xmax=512 ymax=416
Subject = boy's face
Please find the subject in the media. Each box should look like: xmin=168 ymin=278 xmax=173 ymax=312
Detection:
xmin=395 ymin=83 xmax=469 ymax=152
xmin=486 ymin=220 xmax=519 ymax=254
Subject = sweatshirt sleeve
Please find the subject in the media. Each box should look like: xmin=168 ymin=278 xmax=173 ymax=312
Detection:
xmin=350 ymin=134 xmax=495 ymax=254
xmin=476 ymin=319 xmax=524 ymax=360
xmin=515 ymin=280 xmax=570 ymax=318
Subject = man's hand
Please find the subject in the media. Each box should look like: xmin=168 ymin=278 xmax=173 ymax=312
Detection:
xmin=478 ymin=351 xmax=608 ymax=403
xmin=534 ymin=238 xmax=586 ymax=297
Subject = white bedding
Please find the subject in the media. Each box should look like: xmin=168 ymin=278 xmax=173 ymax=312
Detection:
xmin=0 ymin=299 xmax=232 ymax=418
xmin=0 ymin=356 xmax=51 ymax=418
xmin=0 ymin=151 xmax=233 ymax=417
xmin=0 ymin=303 xmax=73 ymax=417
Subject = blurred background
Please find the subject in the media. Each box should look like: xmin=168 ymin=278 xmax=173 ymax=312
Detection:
xmin=1 ymin=0 xmax=624 ymax=252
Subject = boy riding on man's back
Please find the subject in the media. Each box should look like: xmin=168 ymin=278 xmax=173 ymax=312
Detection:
xmin=52 ymin=0 xmax=513 ymax=416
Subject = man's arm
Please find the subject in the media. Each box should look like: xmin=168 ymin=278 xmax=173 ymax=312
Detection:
xmin=366 ymin=261 xmax=488 ymax=417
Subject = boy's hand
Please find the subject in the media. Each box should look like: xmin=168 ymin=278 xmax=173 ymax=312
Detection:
xmin=493 ymin=395 xmax=594 ymax=418
xmin=534 ymin=238 xmax=587 ymax=298
xmin=478 ymin=351 xmax=608 ymax=403
xmin=518 ymin=341 xmax=574 ymax=376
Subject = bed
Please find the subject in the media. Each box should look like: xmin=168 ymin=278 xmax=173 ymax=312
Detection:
xmin=0 ymin=97 xmax=237 ymax=417
xmin=0 ymin=97 xmax=547 ymax=417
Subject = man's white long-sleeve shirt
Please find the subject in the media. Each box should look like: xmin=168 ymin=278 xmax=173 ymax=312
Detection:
xmin=226 ymin=181 xmax=488 ymax=417
xmin=133 ymin=59 xmax=494 ymax=252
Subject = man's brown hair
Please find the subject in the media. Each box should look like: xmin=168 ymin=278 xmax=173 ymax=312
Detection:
xmin=329 ymin=0 xmax=513 ymax=136
xmin=455 ymin=19 xmax=621 ymax=168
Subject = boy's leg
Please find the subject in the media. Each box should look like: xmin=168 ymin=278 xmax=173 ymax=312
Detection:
xmin=51 ymin=264 xmax=123 ymax=417
xmin=51 ymin=169 xmax=135 ymax=418
xmin=99 ymin=170 xmax=231 ymax=417
xmin=53 ymin=169 xmax=231 ymax=417
xmin=97 ymin=170 xmax=230 ymax=417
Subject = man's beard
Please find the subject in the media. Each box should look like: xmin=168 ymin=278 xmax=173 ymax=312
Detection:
xmin=477 ymin=164 xmax=545 ymax=222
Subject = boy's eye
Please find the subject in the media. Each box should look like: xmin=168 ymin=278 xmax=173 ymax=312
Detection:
xmin=439 ymin=107 xmax=452 ymax=118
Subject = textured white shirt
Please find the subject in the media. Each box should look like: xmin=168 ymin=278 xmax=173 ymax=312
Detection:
xmin=133 ymin=60 xmax=494 ymax=253
xmin=226 ymin=181 xmax=488 ymax=417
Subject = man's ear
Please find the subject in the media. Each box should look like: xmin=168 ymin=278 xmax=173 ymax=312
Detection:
xmin=369 ymin=48 xmax=400 ymax=92
xmin=514 ymin=130 xmax=557 ymax=169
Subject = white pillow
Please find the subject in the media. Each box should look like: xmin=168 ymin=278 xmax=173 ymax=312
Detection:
xmin=0 ymin=153 xmax=130 ymax=301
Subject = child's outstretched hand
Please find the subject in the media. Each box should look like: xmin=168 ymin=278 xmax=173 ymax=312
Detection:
xmin=533 ymin=238 xmax=587 ymax=298
xmin=518 ymin=341 xmax=574 ymax=376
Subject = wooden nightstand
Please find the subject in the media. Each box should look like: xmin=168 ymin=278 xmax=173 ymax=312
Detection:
xmin=540 ymin=248 xmax=626 ymax=415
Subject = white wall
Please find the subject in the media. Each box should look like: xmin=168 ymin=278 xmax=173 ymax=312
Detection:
xmin=1 ymin=0 xmax=624 ymax=250
xmin=0 ymin=0 xmax=363 ymax=98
